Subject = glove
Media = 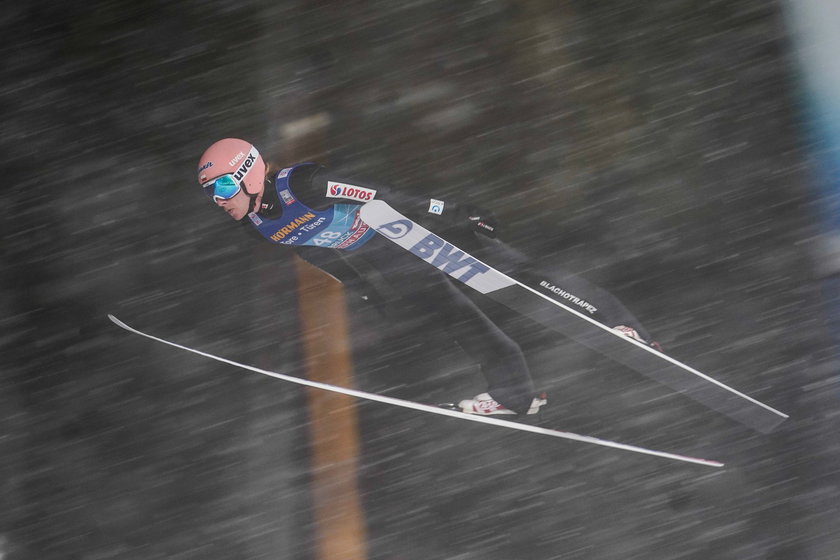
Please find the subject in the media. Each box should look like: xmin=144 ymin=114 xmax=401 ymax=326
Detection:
xmin=455 ymin=203 xmax=499 ymax=238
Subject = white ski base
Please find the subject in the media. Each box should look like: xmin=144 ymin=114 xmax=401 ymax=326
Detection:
xmin=108 ymin=314 xmax=723 ymax=468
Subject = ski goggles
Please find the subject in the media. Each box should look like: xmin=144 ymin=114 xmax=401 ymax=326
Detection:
xmin=202 ymin=174 xmax=242 ymax=202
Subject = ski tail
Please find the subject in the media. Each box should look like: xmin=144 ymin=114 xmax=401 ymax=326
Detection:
xmin=107 ymin=315 xmax=723 ymax=468
xmin=359 ymin=200 xmax=788 ymax=434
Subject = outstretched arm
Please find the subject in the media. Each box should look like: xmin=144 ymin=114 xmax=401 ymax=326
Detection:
xmin=290 ymin=164 xmax=500 ymax=240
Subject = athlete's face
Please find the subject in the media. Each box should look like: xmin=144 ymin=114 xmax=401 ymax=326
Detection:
xmin=215 ymin=189 xmax=251 ymax=221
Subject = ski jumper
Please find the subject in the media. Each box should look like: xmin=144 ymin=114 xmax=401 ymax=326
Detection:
xmin=244 ymin=163 xmax=654 ymax=412
xmin=246 ymin=164 xmax=537 ymax=413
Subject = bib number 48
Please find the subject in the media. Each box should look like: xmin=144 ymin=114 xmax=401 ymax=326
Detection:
xmin=311 ymin=230 xmax=343 ymax=246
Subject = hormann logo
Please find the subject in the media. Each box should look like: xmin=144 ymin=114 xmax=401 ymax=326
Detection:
xmin=232 ymin=151 xmax=257 ymax=182
xmin=539 ymin=281 xmax=598 ymax=314
xmin=270 ymin=212 xmax=316 ymax=241
xmin=327 ymin=182 xmax=376 ymax=202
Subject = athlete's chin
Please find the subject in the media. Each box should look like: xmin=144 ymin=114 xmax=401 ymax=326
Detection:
xmin=226 ymin=209 xmax=247 ymax=220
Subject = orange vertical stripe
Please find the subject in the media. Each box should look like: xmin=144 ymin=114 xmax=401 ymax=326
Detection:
xmin=295 ymin=257 xmax=368 ymax=560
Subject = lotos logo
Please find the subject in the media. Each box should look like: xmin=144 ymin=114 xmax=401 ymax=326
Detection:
xmin=326 ymin=182 xmax=377 ymax=202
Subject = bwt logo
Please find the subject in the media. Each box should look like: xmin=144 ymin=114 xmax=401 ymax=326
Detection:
xmin=378 ymin=219 xmax=413 ymax=239
xmin=412 ymin=234 xmax=490 ymax=282
xmin=377 ymin=220 xmax=489 ymax=283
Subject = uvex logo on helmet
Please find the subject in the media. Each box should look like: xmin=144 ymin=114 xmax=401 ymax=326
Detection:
xmin=327 ymin=182 xmax=377 ymax=202
xmin=228 ymin=151 xmax=245 ymax=166
xmin=233 ymin=150 xmax=258 ymax=182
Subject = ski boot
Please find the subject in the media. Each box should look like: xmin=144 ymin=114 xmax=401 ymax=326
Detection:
xmin=613 ymin=325 xmax=663 ymax=352
xmin=441 ymin=392 xmax=548 ymax=416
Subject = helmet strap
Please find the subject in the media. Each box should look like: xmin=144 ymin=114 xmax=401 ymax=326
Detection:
xmin=248 ymin=190 xmax=264 ymax=214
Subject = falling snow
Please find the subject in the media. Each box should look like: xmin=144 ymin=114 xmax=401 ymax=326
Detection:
xmin=3 ymin=1 xmax=840 ymax=559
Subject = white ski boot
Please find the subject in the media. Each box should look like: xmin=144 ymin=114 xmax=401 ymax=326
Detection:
xmin=454 ymin=392 xmax=547 ymax=416
xmin=613 ymin=325 xmax=662 ymax=351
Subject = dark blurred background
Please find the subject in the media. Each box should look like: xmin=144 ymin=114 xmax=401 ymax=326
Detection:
xmin=3 ymin=1 xmax=839 ymax=559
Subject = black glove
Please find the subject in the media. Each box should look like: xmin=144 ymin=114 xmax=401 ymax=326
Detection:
xmin=455 ymin=204 xmax=499 ymax=238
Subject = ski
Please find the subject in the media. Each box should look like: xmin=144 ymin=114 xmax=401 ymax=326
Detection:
xmin=359 ymin=200 xmax=788 ymax=434
xmin=108 ymin=314 xmax=723 ymax=468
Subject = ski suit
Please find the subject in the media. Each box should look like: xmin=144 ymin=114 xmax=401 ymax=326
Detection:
xmin=242 ymin=163 xmax=652 ymax=413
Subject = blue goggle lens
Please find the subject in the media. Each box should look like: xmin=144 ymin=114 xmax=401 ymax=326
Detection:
xmin=203 ymin=175 xmax=242 ymax=200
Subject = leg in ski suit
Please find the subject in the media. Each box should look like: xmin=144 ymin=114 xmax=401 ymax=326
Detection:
xmin=348 ymin=238 xmax=538 ymax=414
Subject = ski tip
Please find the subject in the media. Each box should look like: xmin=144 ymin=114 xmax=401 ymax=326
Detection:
xmin=107 ymin=314 xmax=130 ymax=331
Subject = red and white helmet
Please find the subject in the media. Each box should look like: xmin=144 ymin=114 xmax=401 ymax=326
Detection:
xmin=197 ymin=138 xmax=266 ymax=197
